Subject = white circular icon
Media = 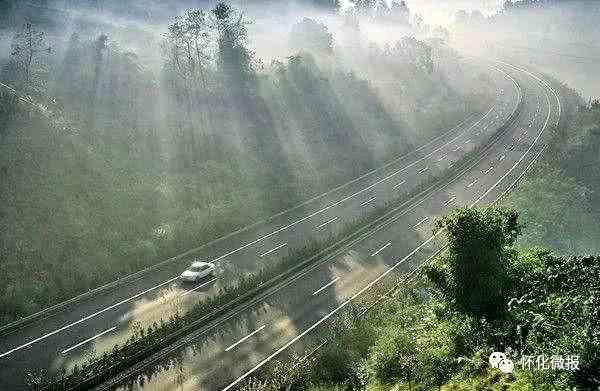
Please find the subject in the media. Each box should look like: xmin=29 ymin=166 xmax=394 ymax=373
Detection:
xmin=498 ymin=358 xmax=514 ymax=374
xmin=489 ymin=352 xmax=507 ymax=368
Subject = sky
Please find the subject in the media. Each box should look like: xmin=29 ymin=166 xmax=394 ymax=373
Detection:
xmin=406 ymin=0 xmax=504 ymax=25
xmin=338 ymin=0 xmax=505 ymax=26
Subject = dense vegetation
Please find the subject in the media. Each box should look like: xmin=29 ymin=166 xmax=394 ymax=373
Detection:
xmin=233 ymin=78 xmax=600 ymax=391
xmin=0 ymin=2 xmax=491 ymax=324
xmin=225 ymin=62 xmax=600 ymax=391
xmin=505 ymin=87 xmax=600 ymax=254
xmin=236 ymin=207 xmax=600 ymax=390
xmin=38 ymin=128 xmax=518 ymax=390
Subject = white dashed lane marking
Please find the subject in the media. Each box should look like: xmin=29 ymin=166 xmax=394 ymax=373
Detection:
xmin=413 ymin=217 xmax=429 ymax=228
xmin=312 ymin=277 xmax=341 ymax=296
xmin=371 ymin=242 xmax=392 ymax=257
xmin=225 ymin=326 xmax=266 ymax=352
xmin=259 ymin=243 xmax=287 ymax=258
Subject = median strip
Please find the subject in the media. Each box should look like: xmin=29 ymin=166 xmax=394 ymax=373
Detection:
xmin=316 ymin=217 xmax=338 ymax=230
xmin=180 ymin=278 xmax=218 ymax=297
xmin=40 ymin=72 xmax=525 ymax=391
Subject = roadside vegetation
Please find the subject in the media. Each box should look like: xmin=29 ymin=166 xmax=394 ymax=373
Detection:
xmin=0 ymin=1 xmax=493 ymax=325
xmin=39 ymin=124 xmax=514 ymax=390
xmin=505 ymin=88 xmax=600 ymax=255
xmin=234 ymin=207 xmax=600 ymax=391
xmin=225 ymin=51 xmax=600 ymax=390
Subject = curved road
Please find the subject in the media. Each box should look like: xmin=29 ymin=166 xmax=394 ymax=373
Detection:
xmin=0 ymin=60 xmax=560 ymax=390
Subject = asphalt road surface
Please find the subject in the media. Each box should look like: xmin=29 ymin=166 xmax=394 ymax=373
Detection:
xmin=0 ymin=60 xmax=561 ymax=391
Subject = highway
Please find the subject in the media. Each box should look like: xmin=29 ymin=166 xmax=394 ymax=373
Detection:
xmin=0 ymin=60 xmax=561 ymax=391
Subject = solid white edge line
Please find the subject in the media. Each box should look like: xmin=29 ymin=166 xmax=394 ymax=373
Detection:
xmin=221 ymin=234 xmax=439 ymax=391
xmin=470 ymin=66 xmax=552 ymax=207
xmin=370 ymin=242 xmax=392 ymax=257
xmin=312 ymin=277 xmax=341 ymax=296
xmin=298 ymin=341 xmax=328 ymax=364
xmin=259 ymin=243 xmax=288 ymax=258
xmin=220 ymin=61 xmax=557 ymax=391
xmin=211 ymin=106 xmax=496 ymax=264
xmin=496 ymin=60 xmax=561 ymax=126
xmin=0 ymin=276 xmax=179 ymax=359
xmin=209 ymin=107 xmax=494 ymax=265
xmin=180 ymin=277 xmax=218 ymax=297
xmin=224 ymin=325 xmax=266 ymax=352
xmin=61 ymin=326 xmax=117 ymax=355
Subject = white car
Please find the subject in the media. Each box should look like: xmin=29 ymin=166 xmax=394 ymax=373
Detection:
xmin=180 ymin=261 xmax=216 ymax=282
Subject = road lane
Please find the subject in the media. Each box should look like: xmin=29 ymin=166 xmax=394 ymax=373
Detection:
xmin=0 ymin=65 xmax=522 ymax=390
xmin=89 ymin=61 xmax=560 ymax=391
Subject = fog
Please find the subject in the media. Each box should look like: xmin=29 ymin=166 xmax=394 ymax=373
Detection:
xmin=0 ymin=0 xmax=493 ymax=326
xmin=2 ymin=2 xmax=600 ymax=391
xmin=1 ymin=0 xmax=599 ymax=345
xmin=447 ymin=0 xmax=600 ymax=98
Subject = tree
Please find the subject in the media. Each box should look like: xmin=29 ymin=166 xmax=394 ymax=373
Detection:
xmin=211 ymin=2 xmax=254 ymax=93
xmin=508 ymin=252 xmax=600 ymax=388
xmin=426 ymin=207 xmax=520 ymax=320
xmin=7 ymin=21 xmax=52 ymax=94
xmin=289 ymin=18 xmax=333 ymax=57
xmin=162 ymin=9 xmax=212 ymax=86
xmin=416 ymin=320 xmax=460 ymax=391
xmin=367 ymin=325 xmax=418 ymax=389
xmin=93 ymin=33 xmax=108 ymax=93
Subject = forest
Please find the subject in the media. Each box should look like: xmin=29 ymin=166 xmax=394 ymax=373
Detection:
xmin=0 ymin=1 xmax=491 ymax=324
xmin=229 ymin=2 xmax=600 ymax=389
xmin=1 ymin=1 xmax=600 ymax=391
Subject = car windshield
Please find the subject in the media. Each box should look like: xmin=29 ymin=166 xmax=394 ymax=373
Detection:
xmin=190 ymin=265 xmax=208 ymax=272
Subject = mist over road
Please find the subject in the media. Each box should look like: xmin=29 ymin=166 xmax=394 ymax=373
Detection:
xmin=0 ymin=58 xmax=562 ymax=390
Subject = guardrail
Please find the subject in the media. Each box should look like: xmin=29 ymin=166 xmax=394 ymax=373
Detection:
xmin=0 ymin=78 xmax=499 ymax=337
xmin=41 ymin=68 xmax=525 ymax=391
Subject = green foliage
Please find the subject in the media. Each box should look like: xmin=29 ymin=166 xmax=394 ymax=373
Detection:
xmin=505 ymin=164 xmax=599 ymax=254
xmin=4 ymin=21 xmax=52 ymax=94
xmin=507 ymin=250 xmax=600 ymax=388
xmin=0 ymin=3 xmax=487 ymax=326
xmin=235 ymin=203 xmax=600 ymax=391
xmin=427 ymin=207 xmax=520 ymax=320
xmin=367 ymin=323 xmax=418 ymax=386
